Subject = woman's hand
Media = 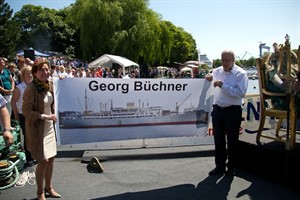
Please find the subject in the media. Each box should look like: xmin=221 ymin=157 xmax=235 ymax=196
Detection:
xmin=42 ymin=114 xmax=57 ymax=122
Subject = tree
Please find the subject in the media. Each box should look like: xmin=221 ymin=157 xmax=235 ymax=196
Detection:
xmin=70 ymin=0 xmax=196 ymax=65
xmin=7 ymin=0 xmax=198 ymax=66
xmin=12 ymin=5 xmax=76 ymax=56
xmin=213 ymin=59 xmax=221 ymax=68
xmin=71 ymin=0 xmax=124 ymax=61
xmin=167 ymin=23 xmax=197 ymax=63
xmin=0 ymin=0 xmax=19 ymax=59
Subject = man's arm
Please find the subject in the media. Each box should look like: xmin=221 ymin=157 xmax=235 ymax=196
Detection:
xmin=0 ymin=94 xmax=13 ymax=146
xmin=0 ymin=105 xmax=13 ymax=146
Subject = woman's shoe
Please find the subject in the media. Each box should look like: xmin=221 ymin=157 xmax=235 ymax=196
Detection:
xmin=44 ymin=188 xmax=62 ymax=198
xmin=37 ymin=192 xmax=46 ymax=200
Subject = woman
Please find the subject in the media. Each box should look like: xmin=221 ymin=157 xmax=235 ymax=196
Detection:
xmin=0 ymin=57 xmax=15 ymax=116
xmin=11 ymin=65 xmax=34 ymax=166
xmin=22 ymin=59 xmax=61 ymax=200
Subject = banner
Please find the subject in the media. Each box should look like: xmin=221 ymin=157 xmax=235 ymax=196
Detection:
xmin=53 ymin=78 xmax=214 ymax=148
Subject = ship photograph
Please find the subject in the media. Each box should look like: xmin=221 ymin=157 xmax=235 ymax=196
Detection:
xmin=54 ymin=78 xmax=212 ymax=145
xmin=59 ymin=91 xmax=208 ymax=129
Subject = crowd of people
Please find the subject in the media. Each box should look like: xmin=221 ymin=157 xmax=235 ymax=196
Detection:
xmin=0 ymin=56 xmax=62 ymax=200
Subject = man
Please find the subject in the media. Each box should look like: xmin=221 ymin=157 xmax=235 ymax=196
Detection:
xmin=0 ymin=94 xmax=14 ymax=146
xmin=205 ymin=49 xmax=248 ymax=177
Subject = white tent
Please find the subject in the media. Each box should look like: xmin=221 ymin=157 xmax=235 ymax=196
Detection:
xmin=89 ymin=54 xmax=139 ymax=76
xmin=180 ymin=67 xmax=193 ymax=72
xmin=186 ymin=64 xmax=198 ymax=68
xmin=180 ymin=66 xmax=193 ymax=78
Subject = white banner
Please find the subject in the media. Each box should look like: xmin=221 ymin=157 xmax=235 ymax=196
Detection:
xmin=53 ymin=78 xmax=214 ymax=149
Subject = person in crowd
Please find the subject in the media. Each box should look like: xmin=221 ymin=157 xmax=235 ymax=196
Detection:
xmin=106 ymin=68 xmax=114 ymax=78
xmin=205 ymin=49 xmax=248 ymax=177
xmin=48 ymin=65 xmax=58 ymax=81
xmin=79 ymin=67 xmax=86 ymax=77
xmin=66 ymin=67 xmax=74 ymax=78
xmin=0 ymin=94 xmax=14 ymax=146
xmin=7 ymin=62 xmax=18 ymax=85
xmin=17 ymin=56 xmax=25 ymax=71
xmin=85 ymin=68 xmax=92 ymax=77
xmin=58 ymin=65 xmax=68 ymax=79
xmin=94 ymin=66 xmax=103 ymax=77
xmin=11 ymin=65 xmax=35 ymax=166
xmin=0 ymin=57 xmax=15 ymax=117
xmin=22 ymin=59 xmax=61 ymax=200
xmin=25 ymin=58 xmax=34 ymax=67
xmin=2 ymin=57 xmax=8 ymax=66
xmin=15 ymin=56 xmax=26 ymax=84
xmin=71 ymin=68 xmax=78 ymax=77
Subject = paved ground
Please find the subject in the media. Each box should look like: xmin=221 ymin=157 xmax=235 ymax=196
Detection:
xmin=1 ymin=145 xmax=300 ymax=200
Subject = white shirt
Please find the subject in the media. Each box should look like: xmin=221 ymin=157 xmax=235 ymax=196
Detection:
xmin=212 ymin=64 xmax=248 ymax=107
xmin=0 ymin=94 xmax=7 ymax=108
xmin=16 ymin=81 xmax=27 ymax=114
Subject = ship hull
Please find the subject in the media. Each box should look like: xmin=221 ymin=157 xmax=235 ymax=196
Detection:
xmin=60 ymin=111 xmax=207 ymax=129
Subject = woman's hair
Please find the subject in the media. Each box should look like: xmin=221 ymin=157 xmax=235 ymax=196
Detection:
xmin=8 ymin=62 xmax=17 ymax=69
xmin=59 ymin=65 xmax=65 ymax=72
xmin=20 ymin=65 xmax=32 ymax=82
xmin=32 ymin=59 xmax=49 ymax=75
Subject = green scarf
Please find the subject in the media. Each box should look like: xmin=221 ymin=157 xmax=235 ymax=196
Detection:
xmin=33 ymin=78 xmax=50 ymax=93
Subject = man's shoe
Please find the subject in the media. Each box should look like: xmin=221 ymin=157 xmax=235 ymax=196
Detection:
xmin=26 ymin=160 xmax=37 ymax=168
xmin=208 ymin=167 xmax=225 ymax=176
xmin=225 ymin=169 xmax=235 ymax=177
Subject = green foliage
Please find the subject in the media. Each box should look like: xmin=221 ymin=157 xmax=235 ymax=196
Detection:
xmin=0 ymin=0 xmax=19 ymax=59
xmin=213 ymin=59 xmax=221 ymax=68
xmin=5 ymin=0 xmax=198 ymax=65
xmin=71 ymin=0 xmax=196 ymax=65
xmin=12 ymin=4 xmax=75 ymax=57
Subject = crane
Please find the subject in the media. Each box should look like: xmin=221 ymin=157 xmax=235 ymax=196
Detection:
xmin=259 ymin=42 xmax=270 ymax=57
xmin=238 ymin=51 xmax=252 ymax=68
xmin=240 ymin=51 xmax=251 ymax=60
xmin=175 ymin=93 xmax=192 ymax=113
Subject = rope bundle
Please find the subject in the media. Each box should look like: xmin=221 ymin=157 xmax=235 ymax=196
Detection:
xmin=0 ymin=151 xmax=26 ymax=190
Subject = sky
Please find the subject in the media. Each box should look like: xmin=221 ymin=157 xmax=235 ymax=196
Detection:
xmin=5 ymin=0 xmax=300 ymax=61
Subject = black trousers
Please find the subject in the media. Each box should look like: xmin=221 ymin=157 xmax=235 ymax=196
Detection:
xmin=211 ymin=105 xmax=242 ymax=170
xmin=19 ymin=113 xmax=33 ymax=162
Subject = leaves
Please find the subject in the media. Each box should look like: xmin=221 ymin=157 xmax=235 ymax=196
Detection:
xmin=4 ymin=0 xmax=197 ymax=66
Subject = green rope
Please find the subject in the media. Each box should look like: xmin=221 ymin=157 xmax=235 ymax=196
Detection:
xmin=0 ymin=151 xmax=26 ymax=190
xmin=0 ymin=125 xmax=25 ymax=190
xmin=0 ymin=161 xmax=20 ymax=190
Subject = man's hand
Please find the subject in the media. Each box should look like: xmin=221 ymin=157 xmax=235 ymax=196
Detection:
xmin=205 ymin=73 xmax=213 ymax=82
xmin=3 ymin=130 xmax=14 ymax=146
xmin=213 ymin=80 xmax=223 ymax=88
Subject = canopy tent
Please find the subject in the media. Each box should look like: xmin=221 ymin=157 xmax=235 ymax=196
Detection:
xmin=184 ymin=60 xmax=198 ymax=65
xmin=89 ymin=54 xmax=139 ymax=77
xmin=180 ymin=67 xmax=193 ymax=72
xmin=17 ymin=47 xmax=50 ymax=57
xmin=180 ymin=66 xmax=193 ymax=78
xmin=157 ymin=66 xmax=168 ymax=70
xmin=186 ymin=64 xmax=198 ymax=68
xmin=184 ymin=60 xmax=205 ymax=66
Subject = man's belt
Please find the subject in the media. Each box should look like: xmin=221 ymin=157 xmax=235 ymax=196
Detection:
xmin=213 ymin=104 xmax=241 ymax=110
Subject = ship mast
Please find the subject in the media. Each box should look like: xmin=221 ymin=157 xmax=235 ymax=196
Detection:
xmin=85 ymin=89 xmax=88 ymax=112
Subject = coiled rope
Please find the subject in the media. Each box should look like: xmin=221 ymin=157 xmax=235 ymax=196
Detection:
xmin=0 ymin=148 xmax=26 ymax=190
